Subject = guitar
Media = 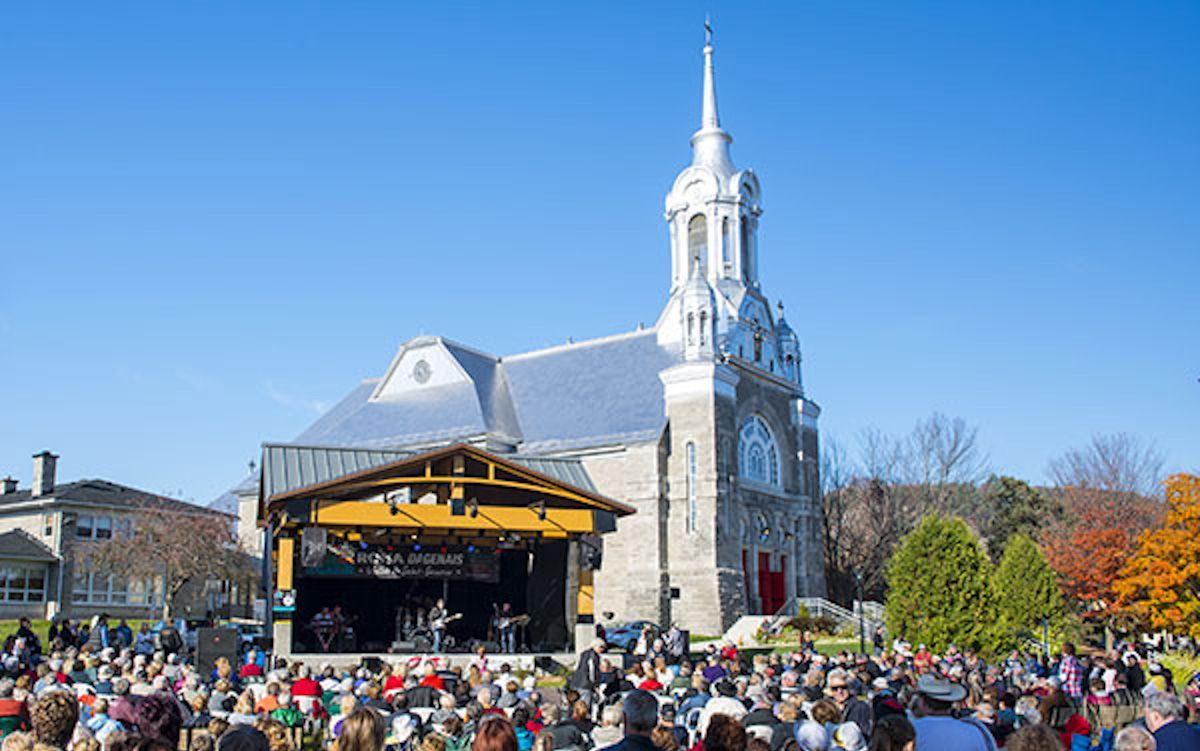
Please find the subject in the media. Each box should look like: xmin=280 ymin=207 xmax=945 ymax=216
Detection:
xmin=430 ymin=613 xmax=463 ymax=630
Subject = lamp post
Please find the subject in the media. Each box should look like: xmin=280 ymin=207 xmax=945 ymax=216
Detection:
xmin=853 ymin=570 xmax=865 ymax=656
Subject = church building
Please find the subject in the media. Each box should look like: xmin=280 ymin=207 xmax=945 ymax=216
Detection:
xmin=239 ymin=35 xmax=825 ymax=640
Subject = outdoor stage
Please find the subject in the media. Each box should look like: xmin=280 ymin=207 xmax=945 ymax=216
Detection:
xmin=262 ymin=444 xmax=632 ymax=656
xmin=279 ymin=650 xmax=576 ymax=673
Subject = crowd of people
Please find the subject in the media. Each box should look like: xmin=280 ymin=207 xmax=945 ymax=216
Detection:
xmin=0 ymin=615 xmax=1197 ymax=751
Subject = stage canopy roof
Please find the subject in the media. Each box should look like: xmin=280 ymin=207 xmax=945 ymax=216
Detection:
xmin=258 ymin=443 xmax=634 ymax=540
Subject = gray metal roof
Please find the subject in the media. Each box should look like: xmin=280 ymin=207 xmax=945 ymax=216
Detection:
xmin=262 ymin=444 xmax=414 ymax=501
xmin=286 ymin=329 xmax=679 ymax=456
xmin=502 ymin=330 xmax=680 ymax=452
xmin=260 ymin=443 xmax=598 ymax=500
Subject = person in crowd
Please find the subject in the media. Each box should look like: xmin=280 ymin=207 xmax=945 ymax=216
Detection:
xmin=591 ymin=705 xmax=624 ymax=749
xmin=1114 ymin=726 xmax=1158 ymax=751
xmin=598 ymin=690 xmax=659 ymax=751
xmin=793 ymin=720 xmax=830 ymax=751
xmin=826 ymin=669 xmax=871 ymax=738
xmin=1058 ymin=643 xmax=1084 ymax=702
xmin=569 ymin=640 xmax=606 ymax=709
xmin=217 ymin=725 xmax=270 ymax=751
xmin=338 ymin=706 xmax=387 ymax=751
xmin=473 ymin=716 xmax=518 ymax=751
xmin=29 ymin=692 xmax=77 ymax=751
xmin=1144 ymin=691 xmax=1200 ymax=751
xmin=540 ymin=704 xmax=584 ymax=751
xmin=1004 ymin=724 xmax=1062 ymax=751
xmin=867 ymin=715 xmax=914 ymax=751
xmin=910 ymin=675 xmax=996 ymax=751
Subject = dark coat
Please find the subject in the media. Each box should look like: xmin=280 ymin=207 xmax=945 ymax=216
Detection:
xmin=597 ymin=733 xmax=659 ymax=751
xmin=569 ymin=649 xmax=601 ymax=691
xmin=1153 ymin=720 xmax=1200 ymax=751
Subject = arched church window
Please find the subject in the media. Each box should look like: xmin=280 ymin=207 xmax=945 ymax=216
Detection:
xmin=740 ymin=218 xmax=753 ymax=283
xmin=688 ymin=214 xmax=708 ymax=274
xmin=699 ymin=312 xmax=708 ymax=347
xmin=686 ymin=312 xmax=695 ymax=346
xmin=739 ymin=415 xmax=780 ymax=487
xmin=685 ymin=442 xmax=698 ymax=534
xmin=721 ymin=217 xmax=731 ymax=272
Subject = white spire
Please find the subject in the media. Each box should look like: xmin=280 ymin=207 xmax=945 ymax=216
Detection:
xmin=702 ymin=17 xmax=719 ymax=130
xmin=691 ymin=20 xmax=735 ymax=178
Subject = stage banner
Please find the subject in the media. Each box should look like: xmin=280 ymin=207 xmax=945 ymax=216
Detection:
xmin=304 ymin=543 xmax=500 ymax=583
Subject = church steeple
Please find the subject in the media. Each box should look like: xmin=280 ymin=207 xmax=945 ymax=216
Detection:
xmin=660 ymin=23 xmax=773 ymax=363
xmin=690 ymin=23 xmax=735 ymax=179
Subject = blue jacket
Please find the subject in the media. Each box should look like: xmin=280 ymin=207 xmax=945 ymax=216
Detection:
xmin=1153 ymin=720 xmax=1200 ymax=751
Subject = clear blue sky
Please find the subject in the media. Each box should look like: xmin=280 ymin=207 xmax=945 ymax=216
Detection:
xmin=1 ymin=1 xmax=1196 ymax=504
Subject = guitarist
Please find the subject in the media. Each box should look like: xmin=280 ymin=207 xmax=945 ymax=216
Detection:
xmin=428 ymin=597 xmax=450 ymax=652
xmin=496 ymin=602 xmax=516 ymax=653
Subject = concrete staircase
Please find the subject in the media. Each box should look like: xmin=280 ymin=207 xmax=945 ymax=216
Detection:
xmin=707 ymin=598 xmax=886 ymax=648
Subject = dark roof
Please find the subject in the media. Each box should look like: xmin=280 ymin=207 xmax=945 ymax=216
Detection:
xmin=0 ymin=480 xmax=231 ymax=518
xmin=0 ymin=530 xmax=57 ymax=562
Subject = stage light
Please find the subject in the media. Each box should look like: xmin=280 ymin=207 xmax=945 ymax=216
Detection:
xmin=467 ymin=545 xmax=476 ymax=553
xmin=528 ymin=500 xmax=547 ymax=521
xmin=410 ymin=533 xmax=418 ymax=541
xmin=359 ymin=541 xmax=368 ymax=550
xmin=466 ymin=498 xmax=479 ymax=518
xmin=440 ymin=546 xmax=447 ymax=553
xmin=413 ymin=543 xmax=421 ymax=552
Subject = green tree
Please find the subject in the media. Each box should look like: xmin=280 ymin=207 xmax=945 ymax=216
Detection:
xmin=980 ymin=475 xmax=1059 ymax=562
xmin=992 ymin=533 xmax=1064 ymax=650
xmin=885 ymin=514 xmax=996 ymax=652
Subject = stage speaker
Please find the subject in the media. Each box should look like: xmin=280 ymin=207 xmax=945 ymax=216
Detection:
xmin=196 ymin=628 xmax=239 ymax=677
xmin=534 ymin=655 xmax=566 ymax=673
xmin=362 ymin=657 xmax=385 ymax=673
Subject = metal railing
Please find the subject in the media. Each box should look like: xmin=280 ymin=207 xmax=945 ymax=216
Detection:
xmin=769 ymin=596 xmax=885 ymax=638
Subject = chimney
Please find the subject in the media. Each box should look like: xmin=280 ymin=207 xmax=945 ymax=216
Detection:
xmin=31 ymin=452 xmax=58 ymax=498
xmin=0 ymin=477 xmax=15 ymax=495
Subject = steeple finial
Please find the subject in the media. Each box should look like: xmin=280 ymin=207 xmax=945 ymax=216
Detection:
xmin=701 ymin=17 xmax=719 ymax=131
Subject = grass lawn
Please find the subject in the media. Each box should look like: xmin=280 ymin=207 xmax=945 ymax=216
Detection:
xmin=0 ymin=619 xmax=53 ymax=646
xmin=813 ymin=638 xmax=861 ymax=656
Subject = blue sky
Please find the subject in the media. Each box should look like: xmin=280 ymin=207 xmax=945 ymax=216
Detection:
xmin=1 ymin=1 xmax=1196 ymax=504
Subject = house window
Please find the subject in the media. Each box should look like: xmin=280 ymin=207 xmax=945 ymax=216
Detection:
xmin=739 ymin=415 xmax=781 ymax=487
xmin=73 ymin=571 xmax=160 ymax=606
xmin=685 ymin=442 xmax=698 ymax=534
xmin=0 ymin=565 xmax=47 ymax=603
xmin=75 ymin=514 xmax=115 ymax=540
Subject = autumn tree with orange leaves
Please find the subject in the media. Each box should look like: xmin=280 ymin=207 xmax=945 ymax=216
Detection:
xmin=1113 ymin=474 xmax=1200 ymax=638
xmin=1040 ymin=434 xmax=1164 ymax=620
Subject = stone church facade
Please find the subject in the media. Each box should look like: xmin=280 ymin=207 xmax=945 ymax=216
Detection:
xmin=234 ymin=36 xmax=825 ymax=636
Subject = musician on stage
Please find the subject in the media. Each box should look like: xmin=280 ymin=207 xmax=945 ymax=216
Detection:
xmin=309 ymin=606 xmax=337 ymax=653
xmin=496 ymin=602 xmax=516 ymax=653
xmin=428 ymin=597 xmax=449 ymax=652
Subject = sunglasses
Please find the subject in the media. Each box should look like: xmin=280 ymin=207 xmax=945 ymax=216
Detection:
xmin=830 ymin=685 xmax=849 ymax=691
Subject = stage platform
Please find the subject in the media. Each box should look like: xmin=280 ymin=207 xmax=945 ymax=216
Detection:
xmin=279 ymin=651 xmax=576 ymax=672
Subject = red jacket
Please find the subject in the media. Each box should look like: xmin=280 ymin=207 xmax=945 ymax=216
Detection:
xmin=292 ymin=677 xmax=322 ymax=697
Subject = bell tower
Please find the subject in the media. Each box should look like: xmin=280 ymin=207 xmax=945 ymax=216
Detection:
xmin=663 ymin=29 xmax=763 ymax=299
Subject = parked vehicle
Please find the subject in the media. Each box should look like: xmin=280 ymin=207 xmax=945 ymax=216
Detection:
xmin=605 ymin=620 xmax=660 ymax=651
